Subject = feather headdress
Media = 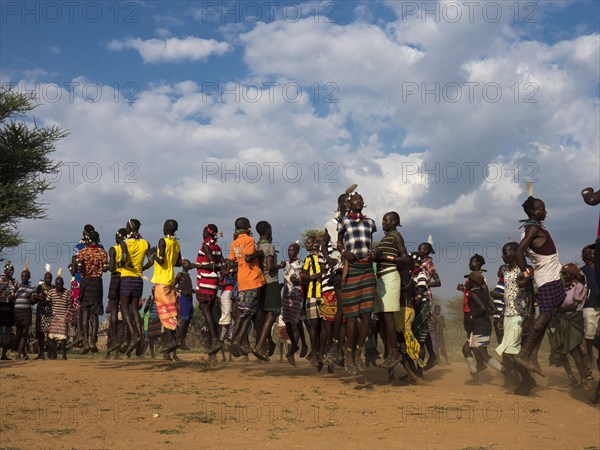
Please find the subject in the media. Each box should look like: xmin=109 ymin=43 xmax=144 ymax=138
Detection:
xmin=526 ymin=181 xmax=534 ymax=197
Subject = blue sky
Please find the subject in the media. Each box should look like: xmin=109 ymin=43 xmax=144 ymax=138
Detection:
xmin=1 ymin=1 xmax=599 ymax=303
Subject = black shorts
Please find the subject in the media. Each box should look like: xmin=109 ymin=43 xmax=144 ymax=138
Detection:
xmin=120 ymin=276 xmax=143 ymax=298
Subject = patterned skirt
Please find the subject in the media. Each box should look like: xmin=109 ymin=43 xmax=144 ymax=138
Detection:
xmin=35 ymin=304 xmax=52 ymax=333
xmin=319 ymin=290 xmax=337 ymax=322
xmin=238 ymin=288 xmax=260 ymax=318
xmin=154 ymin=284 xmax=178 ymax=330
xmin=537 ymin=279 xmax=566 ymax=316
xmin=148 ymin=314 xmax=162 ymax=338
xmin=65 ymin=296 xmax=80 ymax=325
xmin=412 ymin=299 xmax=432 ymax=344
xmin=340 ymin=260 xmax=376 ymax=318
xmin=281 ymin=292 xmax=303 ymax=324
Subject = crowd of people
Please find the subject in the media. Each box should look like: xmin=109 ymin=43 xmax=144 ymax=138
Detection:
xmin=0 ymin=185 xmax=598 ymax=403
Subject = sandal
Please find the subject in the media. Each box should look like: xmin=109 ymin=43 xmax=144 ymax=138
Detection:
xmin=344 ymin=359 xmax=357 ymax=375
xmin=252 ymin=348 xmax=270 ymax=362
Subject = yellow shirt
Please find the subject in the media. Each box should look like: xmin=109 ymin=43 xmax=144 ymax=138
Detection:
xmin=151 ymin=237 xmax=180 ymax=286
xmin=302 ymin=254 xmax=321 ymax=298
xmin=112 ymin=244 xmax=123 ymax=275
xmin=120 ymin=238 xmax=150 ymax=278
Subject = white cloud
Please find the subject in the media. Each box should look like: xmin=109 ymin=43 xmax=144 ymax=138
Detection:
xmin=21 ymin=67 xmax=54 ymax=80
xmin=4 ymin=2 xmax=598 ymax=302
xmin=107 ymin=36 xmax=232 ymax=63
xmin=155 ymin=27 xmax=172 ymax=38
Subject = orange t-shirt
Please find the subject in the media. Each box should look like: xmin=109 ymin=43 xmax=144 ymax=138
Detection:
xmin=229 ymin=233 xmax=265 ymax=291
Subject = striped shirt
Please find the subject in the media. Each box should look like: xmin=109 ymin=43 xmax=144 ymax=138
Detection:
xmin=376 ymin=232 xmax=400 ymax=273
xmin=421 ymin=258 xmax=437 ymax=300
xmin=320 ymin=253 xmax=335 ymax=293
xmin=492 ymin=278 xmax=505 ymax=319
xmin=303 ymin=254 xmax=322 ymax=298
xmin=196 ymin=238 xmax=222 ymax=295
xmin=414 ymin=270 xmax=428 ymax=295
xmin=325 ymin=218 xmax=342 ymax=271
xmin=14 ymin=283 xmax=35 ymax=309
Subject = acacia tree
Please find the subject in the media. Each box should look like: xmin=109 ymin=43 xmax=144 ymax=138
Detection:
xmin=0 ymin=87 xmax=67 ymax=253
xmin=300 ymin=228 xmax=322 ymax=244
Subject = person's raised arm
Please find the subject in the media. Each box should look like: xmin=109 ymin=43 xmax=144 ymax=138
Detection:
xmin=429 ymin=272 xmax=441 ymax=288
xmin=581 ymin=187 xmax=600 ymax=206
xmin=144 ymin=239 xmax=164 ymax=271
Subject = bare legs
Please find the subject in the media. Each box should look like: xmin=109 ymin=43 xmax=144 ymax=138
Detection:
xmin=379 ymin=312 xmax=401 ymax=369
xmin=343 ymin=313 xmax=371 ymax=374
xmin=119 ymin=296 xmax=141 ymax=356
xmin=199 ymin=301 xmax=223 ymax=356
xmin=253 ymin=311 xmax=277 ymax=361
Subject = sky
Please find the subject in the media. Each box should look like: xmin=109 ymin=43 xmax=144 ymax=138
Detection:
xmin=1 ymin=0 xmax=599 ymax=304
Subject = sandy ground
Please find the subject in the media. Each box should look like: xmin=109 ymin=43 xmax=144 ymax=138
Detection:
xmin=1 ymin=350 xmax=599 ymax=450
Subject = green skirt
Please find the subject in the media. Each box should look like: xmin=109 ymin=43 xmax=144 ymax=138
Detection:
xmin=263 ymin=282 xmax=282 ymax=314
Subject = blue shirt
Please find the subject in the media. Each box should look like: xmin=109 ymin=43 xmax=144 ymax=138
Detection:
xmin=581 ymin=264 xmax=598 ymax=308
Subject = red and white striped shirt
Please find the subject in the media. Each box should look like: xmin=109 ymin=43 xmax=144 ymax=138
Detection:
xmin=196 ymin=238 xmax=222 ymax=295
